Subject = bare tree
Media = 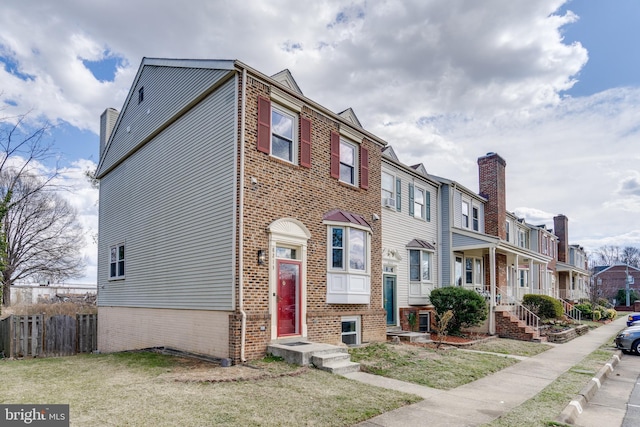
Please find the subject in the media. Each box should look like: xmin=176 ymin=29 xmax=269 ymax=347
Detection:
xmin=593 ymin=245 xmax=622 ymax=266
xmin=1 ymin=171 xmax=84 ymax=304
xmin=591 ymin=245 xmax=640 ymax=269
xmin=0 ymin=111 xmax=61 ymax=305
xmin=621 ymin=247 xmax=640 ymax=268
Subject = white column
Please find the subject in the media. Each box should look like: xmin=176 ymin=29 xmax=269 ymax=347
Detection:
xmin=489 ymin=247 xmax=496 ymax=335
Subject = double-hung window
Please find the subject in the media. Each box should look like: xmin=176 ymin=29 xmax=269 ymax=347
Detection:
xmin=472 ymin=206 xmax=479 ymax=231
xmin=109 ymin=244 xmax=125 ymax=279
xmin=518 ymin=229 xmax=527 ymax=248
xmin=465 ymin=257 xmax=483 ymax=287
xmin=381 ymin=172 xmax=395 ymax=208
xmin=271 ymin=106 xmax=297 ymax=163
xmin=339 ymin=140 xmax=357 ymax=186
xmin=409 ymin=184 xmax=428 ymax=220
xmin=330 ymin=132 xmax=368 ymax=189
xmin=257 ymin=96 xmax=311 ymax=167
xmin=462 ymin=201 xmax=469 ymax=228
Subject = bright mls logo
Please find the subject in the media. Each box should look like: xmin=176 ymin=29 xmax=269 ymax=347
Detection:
xmin=1 ymin=405 xmax=69 ymax=426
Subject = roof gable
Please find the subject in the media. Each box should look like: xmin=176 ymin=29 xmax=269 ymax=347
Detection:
xmin=338 ymin=108 xmax=363 ymax=128
xmin=96 ymin=58 xmax=236 ymax=177
xmin=270 ymin=69 xmax=303 ymax=95
xmin=411 ymin=163 xmax=428 ymax=176
xmin=382 ymin=146 xmax=399 ymax=161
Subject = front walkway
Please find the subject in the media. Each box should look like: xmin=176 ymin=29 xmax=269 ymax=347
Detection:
xmin=348 ymin=316 xmax=628 ymax=426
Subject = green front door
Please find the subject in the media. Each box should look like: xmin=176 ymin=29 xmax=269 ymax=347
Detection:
xmin=383 ymin=275 xmax=396 ymax=325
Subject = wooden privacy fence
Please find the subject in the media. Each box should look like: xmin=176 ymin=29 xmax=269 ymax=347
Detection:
xmin=0 ymin=314 xmax=97 ymax=358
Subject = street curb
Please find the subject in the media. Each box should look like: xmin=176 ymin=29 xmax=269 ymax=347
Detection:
xmin=555 ymin=350 xmax=622 ymax=425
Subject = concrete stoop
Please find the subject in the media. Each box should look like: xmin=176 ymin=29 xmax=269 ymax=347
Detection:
xmin=311 ymin=352 xmax=361 ymax=375
xmin=266 ymin=341 xmax=360 ymax=374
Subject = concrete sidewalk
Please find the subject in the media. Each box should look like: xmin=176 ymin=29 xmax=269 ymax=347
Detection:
xmin=346 ymin=316 xmax=629 ymax=427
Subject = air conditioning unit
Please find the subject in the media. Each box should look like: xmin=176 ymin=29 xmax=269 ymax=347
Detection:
xmin=383 ymin=197 xmax=396 ymax=208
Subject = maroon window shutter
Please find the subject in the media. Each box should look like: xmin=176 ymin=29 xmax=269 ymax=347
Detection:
xmin=330 ymin=131 xmax=340 ymax=178
xmin=300 ymin=117 xmax=312 ymax=168
xmin=257 ymin=96 xmax=271 ymax=153
xmin=360 ymin=145 xmax=369 ymax=190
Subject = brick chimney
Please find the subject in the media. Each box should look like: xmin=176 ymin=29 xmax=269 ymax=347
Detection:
xmin=478 ymin=152 xmax=507 ymax=240
xmin=554 ymin=214 xmax=569 ymax=263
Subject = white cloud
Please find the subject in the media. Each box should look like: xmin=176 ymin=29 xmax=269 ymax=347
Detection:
xmin=1 ymin=0 xmax=639 ymax=272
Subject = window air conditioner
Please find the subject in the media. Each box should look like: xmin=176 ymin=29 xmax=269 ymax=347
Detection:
xmin=383 ymin=198 xmax=396 ymax=208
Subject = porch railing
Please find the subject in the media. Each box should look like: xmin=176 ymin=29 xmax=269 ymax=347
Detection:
xmin=560 ymin=299 xmax=582 ymax=323
xmin=504 ymin=295 xmax=540 ymax=333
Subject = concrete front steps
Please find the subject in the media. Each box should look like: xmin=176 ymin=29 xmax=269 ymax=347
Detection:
xmin=267 ymin=341 xmax=360 ymax=375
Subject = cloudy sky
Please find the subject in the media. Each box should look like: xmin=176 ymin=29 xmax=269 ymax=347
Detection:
xmin=1 ymin=0 xmax=639 ymax=282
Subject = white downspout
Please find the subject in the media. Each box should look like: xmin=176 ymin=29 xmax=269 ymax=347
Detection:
xmin=238 ymin=68 xmax=248 ymax=362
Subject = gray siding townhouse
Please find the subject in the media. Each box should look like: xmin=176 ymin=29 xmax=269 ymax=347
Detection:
xmin=380 ymin=146 xmax=440 ymax=332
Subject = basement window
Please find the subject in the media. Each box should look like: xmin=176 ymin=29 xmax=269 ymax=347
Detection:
xmin=419 ymin=312 xmax=430 ymax=333
xmin=341 ymin=316 xmax=361 ymax=345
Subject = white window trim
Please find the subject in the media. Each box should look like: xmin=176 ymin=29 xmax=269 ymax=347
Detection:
xmin=341 ymin=316 xmax=361 ymax=345
xmin=381 ymin=171 xmax=395 ymax=208
xmin=271 ymin=103 xmax=298 ymax=164
xmin=461 ymin=200 xmax=470 ymax=229
xmin=408 ymin=249 xmax=433 ymax=283
xmin=339 ymin=138 xmax=358 ymax=187
xmin=472 ymin=204 xmax=480 ymax=231
xmin=325 ymin=221 xmax=372 ymax=304
xmin=326 ymin=223 xmax=370 ymax=274
xmin=413 ymin=186 xmax=426 ymax=220
xmin=465 ymin=256 xmax=483 ymax=287
xmin=109 ymin=243 xmax=125 ymax=280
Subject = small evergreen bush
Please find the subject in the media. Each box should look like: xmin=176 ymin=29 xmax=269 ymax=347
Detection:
xmin=522 ymin=294 xmax=563 ymax=320
xmin=430 ymin=287 xmax=488 ymax=335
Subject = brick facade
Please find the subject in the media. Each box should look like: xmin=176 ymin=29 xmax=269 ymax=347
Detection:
xmin=228 ymin=73 xmax=386 ymax=362
xmin=594 ymin=265 xmax=640 ymax=302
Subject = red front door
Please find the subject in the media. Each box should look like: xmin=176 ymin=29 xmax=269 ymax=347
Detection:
xmin=277 ymin=260 xmax=300 ymax=336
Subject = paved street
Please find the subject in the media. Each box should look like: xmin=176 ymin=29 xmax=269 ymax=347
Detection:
xmin=573 ymin=352 xmax=640 ymax=427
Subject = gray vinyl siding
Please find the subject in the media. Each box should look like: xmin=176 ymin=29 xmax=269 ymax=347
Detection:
xmin=97 ymin=77 xmax=237 ymax=310
xmin=440 ymin=185 xmax=452 ymax=287
xmin=452 ymin=233 xmax=489 ymax=248
xmin=98 ymin=66 xmax=234 ymax=176
xmin=381 ymin=163 xmax=439 ymax=308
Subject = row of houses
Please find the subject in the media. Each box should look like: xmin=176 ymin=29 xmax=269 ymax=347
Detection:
xmin=96 ymin=58 xmax=590 ymax=363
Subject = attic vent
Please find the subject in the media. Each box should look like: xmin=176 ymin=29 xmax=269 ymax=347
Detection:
xmin=138 ymin=87 xmax=144 ymax=104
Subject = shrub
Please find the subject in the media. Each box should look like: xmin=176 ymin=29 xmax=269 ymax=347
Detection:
xmin=615 ymin=289 xmax=640 ymax=305
xmin=575 ymin=303 xmax=593 ymax=318
xmin=430 ymin=287 xmax=488 ymax=335
xmin=522 ymin=294 xmax=563 ymax=320
xmin=605 ymin=308 xmax=617 ymax=320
